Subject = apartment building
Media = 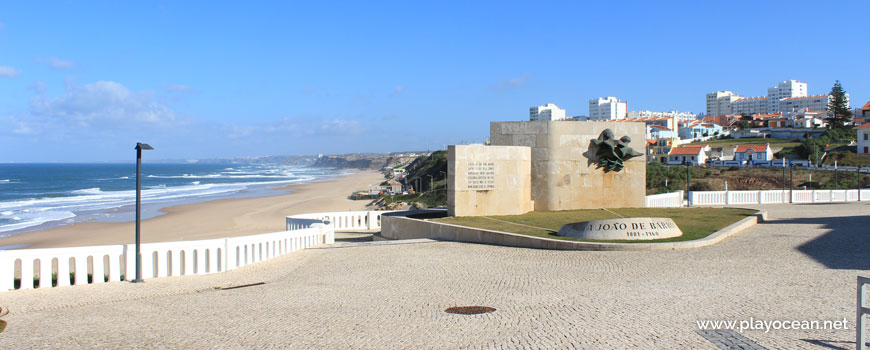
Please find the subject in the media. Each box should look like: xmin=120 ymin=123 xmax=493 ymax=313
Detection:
xmin=588 ymin=97 xmax=627 ymax=121
xmin=705 ymin=80 xmax=847 ymax=116
xmin=529 ymin=103 xmax=567 ymax=121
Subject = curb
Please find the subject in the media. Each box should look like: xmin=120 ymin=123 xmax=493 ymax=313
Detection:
xmin=381 ymin=209 xmax=766 ymax=251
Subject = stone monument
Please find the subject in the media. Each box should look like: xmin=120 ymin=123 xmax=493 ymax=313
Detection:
xmin=447 ymin=144 xmax=533 ymax=217
xmin=489 ymin=121 xmax=646 ymax=211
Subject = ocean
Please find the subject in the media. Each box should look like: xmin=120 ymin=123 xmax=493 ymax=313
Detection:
xmin=0 ymin=163 xmax=342 ymax=238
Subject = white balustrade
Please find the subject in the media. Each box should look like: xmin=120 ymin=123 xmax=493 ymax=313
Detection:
xmin=689 ymin=191 xmax=727 ymax=206
xmin=645 ymin=191 xmax=683 ymax=208
xmin=0 ymin=211 xmax=349 ymax=292
xmin=759 ymin=190 xmax=788 ymax=204
xmin=286 ymin=210 xmax=396 ymax=232
xmin=684 ymin=189 xmax=870 ymax=206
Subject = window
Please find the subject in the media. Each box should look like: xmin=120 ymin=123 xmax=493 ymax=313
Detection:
xmin=864 ymin=132 xmax=868 ymax=141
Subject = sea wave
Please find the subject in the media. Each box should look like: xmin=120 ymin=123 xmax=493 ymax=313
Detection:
xmin=0 ymin=163 xmax=329 ymax=234
xmin=0 ymin=210 xmax=76 ymax=233
xmin=71 ymin=187 xmax=103 ymax=195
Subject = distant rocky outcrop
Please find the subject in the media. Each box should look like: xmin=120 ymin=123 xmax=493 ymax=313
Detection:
xmin=312 ymin=153 xmax=424 ymax=170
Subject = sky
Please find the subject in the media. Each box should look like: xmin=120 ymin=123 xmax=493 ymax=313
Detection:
xmin=1 ymin=1 xmax=868 ymax=162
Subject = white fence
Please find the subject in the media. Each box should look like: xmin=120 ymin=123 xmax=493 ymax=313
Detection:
xmin=0 ymin=210 xmax=398 ymax=292
xmin=286 ymin=210 xmax=395 ymax=231
xmin=688 ymin=189 xmax=870 ymax=206
xmin=645 ymin=191 xmax=684 ymax=208
xmin=0 ymin=219 xmax=336 ymax=292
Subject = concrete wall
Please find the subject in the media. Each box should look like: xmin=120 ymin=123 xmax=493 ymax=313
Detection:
xmin=447 ymin=144 xmax=533 ymax=217
xmin=490 ymin=121 xmax=646 ymax=210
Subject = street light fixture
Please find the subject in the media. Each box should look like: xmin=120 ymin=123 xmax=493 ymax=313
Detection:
xmin=426 ymin=174 xmax=434 ymax=192
xmin=134 ymin=142 xmax=153 ymax=283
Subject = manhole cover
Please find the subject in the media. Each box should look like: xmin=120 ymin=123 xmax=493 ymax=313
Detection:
xmin=444 ymin=306 xmax=496 ymax=315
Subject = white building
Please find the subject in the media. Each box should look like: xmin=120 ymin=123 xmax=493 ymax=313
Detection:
xmin=529 ymin=103 xmax=567 ymax=121
xmin=627 ymin=110 xmax=697 ymax=122
xmin=767 ymin=80 xmax=807 ymax=113
xmin=779 ymin=95 xmax=836 ymax=114
xmin=706 ymin=91 xmax=743 ymax=116
xmin=588 ymin=97 xmax=627 ymax=121
xmin=730 ymin=96 xmax=768 ymax=115
xmin=734 ymin=144 xmax=773 ymax=164
xmin=858 ymin=124 xmax=870 ymax=155
xmin=706 ymin=80 xmax=847 ymax=116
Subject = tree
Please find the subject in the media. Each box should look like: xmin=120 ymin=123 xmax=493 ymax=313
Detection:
xmin=826 ymin=80 xmax=852 ymax=129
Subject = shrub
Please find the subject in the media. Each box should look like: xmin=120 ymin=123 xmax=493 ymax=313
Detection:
xmin=690 ymin=182 xmax=714 ymax=191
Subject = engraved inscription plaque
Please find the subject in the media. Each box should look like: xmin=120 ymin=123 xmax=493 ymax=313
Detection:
xmin=466 ymin=162 xmax=495 ymax=190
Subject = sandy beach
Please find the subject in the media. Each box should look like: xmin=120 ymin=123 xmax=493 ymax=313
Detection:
xmin=0 ymin=170 xmax=385 ymax=249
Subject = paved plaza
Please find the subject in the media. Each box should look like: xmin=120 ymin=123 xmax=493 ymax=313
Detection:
xmin=0 ymin=203 xmax=869 ymax=349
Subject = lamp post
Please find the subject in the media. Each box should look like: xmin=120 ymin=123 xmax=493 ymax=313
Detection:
xmin=134 ymin=142 xmax=153 ymax=283
xmin=426 ymin=175 xmax=434 ymax=192
xmin=789 ymin=164 xmax=793 ymax=203
xmin=685 ymin=160 xmax=691 ymax=207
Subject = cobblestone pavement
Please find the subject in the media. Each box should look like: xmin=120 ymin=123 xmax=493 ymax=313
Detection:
xmin=1 ymin=203 xmax=868 ymax=349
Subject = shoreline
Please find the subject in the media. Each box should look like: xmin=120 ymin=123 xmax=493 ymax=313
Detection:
xmin=0 ymin=170 xmax=385 ymax=249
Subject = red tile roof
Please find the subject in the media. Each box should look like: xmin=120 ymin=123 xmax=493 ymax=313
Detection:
xmin=862 ymin=102 xmax=870 ymax=111
xmin=856 ymin=123 xmax=870 ymax=129
xmin=670 ymin=146 xmax=705 ymax=155
xmin=735 ymin=144 xmax=770 ymax=153
xmin=650 ymin=125 xmax=670 ymax=130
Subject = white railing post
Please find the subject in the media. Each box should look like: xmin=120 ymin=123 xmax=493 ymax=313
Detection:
xmin=859 ymin=276 xmax=869 ymax=350
xmin=125 ymin=245 xmax=136 ymax=281
xmin=92 ymin=256 xmax=105 ymax=284
xmin=58 ymin=255 xmax=71 ymax=286
xmin=20 ymin=257 xmax=34 ymax=289
xmin=39 ymin=257 xmax=53 ymax=288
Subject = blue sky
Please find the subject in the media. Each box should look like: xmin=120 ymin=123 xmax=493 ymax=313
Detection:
xmin=1 ymin=1 xmax=868 ymax=162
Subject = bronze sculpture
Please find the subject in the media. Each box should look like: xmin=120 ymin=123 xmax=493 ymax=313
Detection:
xmin=590 ymin=129 xmax=642 ymax=172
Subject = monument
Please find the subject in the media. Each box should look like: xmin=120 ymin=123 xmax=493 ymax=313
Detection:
xmin=447 ymin=144 xmax=533 ymax=217
xmin=489 ymin=121 xmax=646 ymax=211
xmin=444 ymin=121 xmax=682 ymax=241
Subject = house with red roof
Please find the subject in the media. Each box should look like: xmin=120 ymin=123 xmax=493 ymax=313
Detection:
xmin=861 ymin=101 xmax=870 ymax=124
xmin=857 ymin=123 xmax=870 ymax=154
xmin=667 ymin=145 xmax=710 ymax=165
xmin=733 ymin=144 xmax=773 ymax=164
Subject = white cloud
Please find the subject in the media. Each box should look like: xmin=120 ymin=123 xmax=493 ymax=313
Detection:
xmin=42 ymin=57 xmax=76 ymax=69
xmin=30 ymin=81 xmax=176 ymax=128
xmin=0 ymin=65 xmax=20 ymax=78
xmin=393 ymin=85 xmax=406 ymax=96
xmin=162 ymin=84 xmax=195 ymax=93
xmin=0 ymin=116 xmax=35 ymax=135
xmin=29 ymin=81 xmax=47 ymax=94
xmin=492 ymin=73 xmax=531 ymax=91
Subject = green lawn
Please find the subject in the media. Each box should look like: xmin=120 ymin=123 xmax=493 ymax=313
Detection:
xmin=433 ymin=208 xmax=756 ymax=243
xmin=691 ymin=137 xmax=801 ymax=149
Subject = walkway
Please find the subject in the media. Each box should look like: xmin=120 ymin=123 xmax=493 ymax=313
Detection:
xmin=0 ymin=203 xmax=868 ymax=349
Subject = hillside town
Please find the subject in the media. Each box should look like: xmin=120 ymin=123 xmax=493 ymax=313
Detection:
xmin=529 ymin=80 xmax=870 ymax=167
